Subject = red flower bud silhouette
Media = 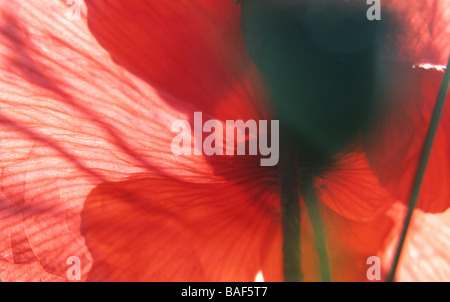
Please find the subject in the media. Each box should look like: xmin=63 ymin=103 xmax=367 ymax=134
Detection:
xmin=0 ymin=0 xmax=449 ymax=282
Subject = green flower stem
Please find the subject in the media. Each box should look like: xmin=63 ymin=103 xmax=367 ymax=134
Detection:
xmin=301 ymin=177 xmax=331 ymax=282
xmin=279 ymin=132 xmax=302 ymax=282
xmin=387 ymin=57 xmax=450 ymax=282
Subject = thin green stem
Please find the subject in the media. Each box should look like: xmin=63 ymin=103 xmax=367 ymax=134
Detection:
xmin=279 ymin=133 xmax=302 ymax=282
xmin=301 ymin=177 xmax=331 ymax=282
xmin=387 ymin=57 xmax=450 ymax=282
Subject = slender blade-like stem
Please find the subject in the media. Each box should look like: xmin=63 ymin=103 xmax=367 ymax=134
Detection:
xmin=301 ymin=177 xmax=331 ymax=282
xmin=279 ymin=131 xmax=302 ymax=282
xmin=387 ymin=58 xmax=450 ymax=282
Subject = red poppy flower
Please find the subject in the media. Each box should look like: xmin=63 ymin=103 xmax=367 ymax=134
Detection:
xmin=0 ymin=0 xmax=449 ymax=282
